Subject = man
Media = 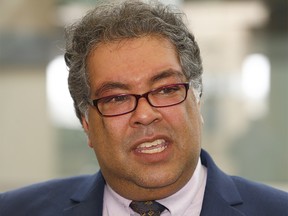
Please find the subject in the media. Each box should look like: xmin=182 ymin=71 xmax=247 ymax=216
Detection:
xmin=0 ymin=1 xmax=287 ymax=215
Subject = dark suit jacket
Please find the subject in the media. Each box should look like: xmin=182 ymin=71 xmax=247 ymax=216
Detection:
xmin=0 ymin=150 xmax=287 ymax=216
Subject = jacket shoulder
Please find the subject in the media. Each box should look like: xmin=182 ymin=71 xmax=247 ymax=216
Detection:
xmin=0 ymin=175 xmax=96 ymax=215
xmin=200 ymin=150 xmax=288 ymax=216
xmin=231 ymin=176 xmax=288 ymax=215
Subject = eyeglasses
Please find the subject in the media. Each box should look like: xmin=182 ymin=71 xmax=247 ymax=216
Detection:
xmin=89 ymin=82 xmax=191 ymax=117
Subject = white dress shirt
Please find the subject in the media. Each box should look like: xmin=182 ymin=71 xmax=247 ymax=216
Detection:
xmin=103 ymin=158 xmax=207 ymax=216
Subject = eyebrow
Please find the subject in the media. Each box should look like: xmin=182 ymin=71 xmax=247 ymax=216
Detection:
xmin=93 ymin=69 xmax=185 ymax=97
xmin=94 ymin=82 xmax=130 ymax=97
xmin=150 ymin=69 xmax=185 ymax=84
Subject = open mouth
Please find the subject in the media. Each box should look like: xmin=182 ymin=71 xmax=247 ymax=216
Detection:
xmin=135 ymin=139 xmax=168 ymax=154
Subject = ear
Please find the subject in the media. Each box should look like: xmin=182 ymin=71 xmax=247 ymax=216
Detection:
xmin=82 ymin=116 xmax=89 ymax=134
xmin=200 ymin=114 xmax=204 ymax=124
xmin=196 ymin=101 xmax=204 ymax=124
xmin=81 ymin=116 xmax=93 ymax=148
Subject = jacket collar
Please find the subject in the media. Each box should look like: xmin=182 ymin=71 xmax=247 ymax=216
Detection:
xmin=200 ymin=150 xmax=245 ymax=216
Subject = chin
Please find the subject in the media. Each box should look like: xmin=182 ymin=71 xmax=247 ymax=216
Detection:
xmin=136 ymin=172 xmax=181 ymax=190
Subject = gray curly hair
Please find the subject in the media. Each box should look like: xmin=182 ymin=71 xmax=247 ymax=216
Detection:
xmin=65 ymin=0 xmax=203 ymax=123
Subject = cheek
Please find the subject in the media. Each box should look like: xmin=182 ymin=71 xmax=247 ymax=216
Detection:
xmin=184 ymin=95 xmax=201 ymax=123
xmin=89 ymin=115 xmax=129 ymax=152
xmin=170 ymin=98 xmax=202 ymax=143
xmin=88 ymin=122 xmax=121 ymax=169
xmin=166 ymin=98 xmax=200 ymax=129
xmin=101 ymin=116 xmax=131 ymax=139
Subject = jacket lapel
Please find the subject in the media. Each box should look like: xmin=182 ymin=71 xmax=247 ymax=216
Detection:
xmin=63 ymin=172 xmax=105 ymax=216
xmin=200 ymin=150 xmax=246 ymax=216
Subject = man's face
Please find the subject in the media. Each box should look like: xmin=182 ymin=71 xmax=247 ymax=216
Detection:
xmin=83 ymin=36 xmax=202 ymax=200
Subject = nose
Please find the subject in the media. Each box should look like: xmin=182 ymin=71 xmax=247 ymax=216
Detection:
xmin=129 ymin=97 xmax=162 ymax=127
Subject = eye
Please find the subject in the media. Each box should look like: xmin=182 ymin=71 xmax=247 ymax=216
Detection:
xmin=99 ymin=94 xmax=131 ymax=104
xmin=156 ymin=85 xmax=181 ymax=95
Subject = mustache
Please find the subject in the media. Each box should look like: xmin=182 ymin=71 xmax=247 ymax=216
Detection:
xmin=125 ymin=126 xmax=173 ymax=146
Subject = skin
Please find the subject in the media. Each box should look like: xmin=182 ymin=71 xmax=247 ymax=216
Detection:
xmin=82 ymin=36 xmax=202 ymax=201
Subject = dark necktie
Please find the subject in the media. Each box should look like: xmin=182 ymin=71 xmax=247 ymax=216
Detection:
xmin=129 ymin=200 xmax=166 ymax=216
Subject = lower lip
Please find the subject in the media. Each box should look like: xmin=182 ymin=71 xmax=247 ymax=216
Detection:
xmin=132 ymin=143 xmax=171 ymax=163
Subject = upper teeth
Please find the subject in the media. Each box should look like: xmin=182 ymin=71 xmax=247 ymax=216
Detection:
xmin=136 ymin=139 xmax=167 ymax=154
xmin=137 ymin=139 xmax=165 ymax=148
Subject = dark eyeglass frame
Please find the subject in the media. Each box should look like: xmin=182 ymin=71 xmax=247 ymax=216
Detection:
xmin=88 ymin=82 xmax=191 ymax=117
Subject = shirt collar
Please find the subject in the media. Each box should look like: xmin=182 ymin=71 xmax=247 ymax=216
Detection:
xmin=157 ymin=158 xmax=207 ymax=215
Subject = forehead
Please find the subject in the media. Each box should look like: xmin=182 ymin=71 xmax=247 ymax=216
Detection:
xmin=87 ymin=36 xmax=184 ymax=91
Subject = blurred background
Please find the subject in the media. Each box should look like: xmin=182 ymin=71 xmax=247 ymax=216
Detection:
xmin=0 ymin=0 xmax=287 ymax=192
